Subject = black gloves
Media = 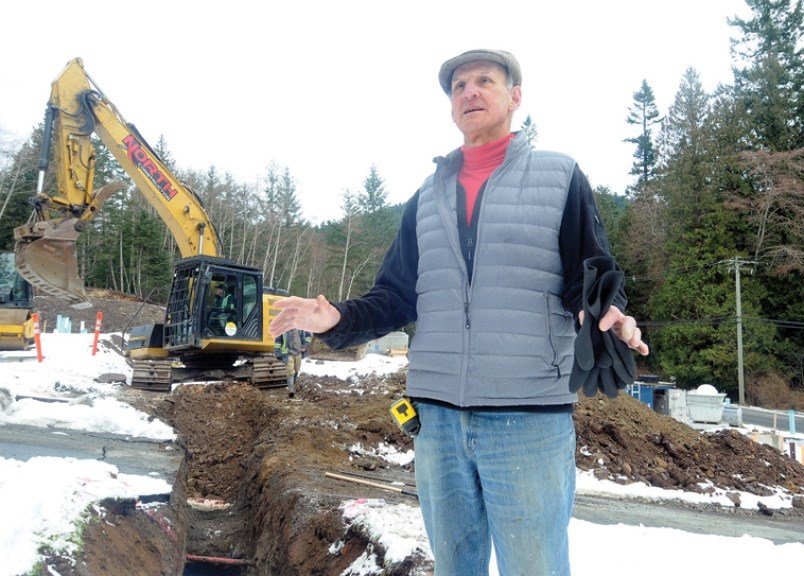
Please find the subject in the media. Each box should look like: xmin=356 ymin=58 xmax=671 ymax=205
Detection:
xmin=568 ymin=256 xmax=636 ymax=398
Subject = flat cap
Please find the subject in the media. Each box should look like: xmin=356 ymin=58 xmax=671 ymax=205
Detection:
xmin=438 ymin=49 xmax=522 ymax=95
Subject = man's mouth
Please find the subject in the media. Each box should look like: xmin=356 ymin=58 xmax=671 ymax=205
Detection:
xmin=464 ymin=106 xmax=483 ymax=115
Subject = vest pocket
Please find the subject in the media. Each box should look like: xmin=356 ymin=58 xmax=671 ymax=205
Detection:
xmin=544 ymin=292 xmax=574 ymax=376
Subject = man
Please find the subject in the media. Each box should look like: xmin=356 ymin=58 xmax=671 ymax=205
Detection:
xmin=213 ymin=285 xmax=233 ymax=309
xmin=209 ymin=284 xmax=236 ymax=335
xmin=270 ymin=49 xmax=648 ymax=575
xmin=274 ymin=328 xmax=311 ymax=397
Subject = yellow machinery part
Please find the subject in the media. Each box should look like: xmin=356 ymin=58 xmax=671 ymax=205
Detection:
xmin=14 ymin=218 xmax=86 ymax=302
xmin=0 ymin=309 xmax=34 ymax=351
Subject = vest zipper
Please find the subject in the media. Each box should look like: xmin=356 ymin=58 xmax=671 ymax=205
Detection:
xmin=544 ymin=292 xmax=559 ymax=371
xmin=464 ymin=282 xmax=471 ymax=329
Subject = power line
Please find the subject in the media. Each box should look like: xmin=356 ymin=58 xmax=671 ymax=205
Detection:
xmin=624 ymin=259 xmax=726 ymax=283
xmin=739 ymin=316 xmax=804 ymax=329
xmin=640 ymin=316 xmax=736 ymax=328
xmin=639 ymin=315 xmax=804 ymax=329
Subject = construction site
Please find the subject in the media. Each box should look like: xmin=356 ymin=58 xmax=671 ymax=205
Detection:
xmin=10 ymin=290 xmax=801 ymax=575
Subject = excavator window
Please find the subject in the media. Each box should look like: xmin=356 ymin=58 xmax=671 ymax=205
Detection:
xmin=0 ymin=253 xmax=32 ymax=306
xmin=208 ymin=276 xmax=239 ymax=337
xmin=241 ymin=275 xmax=258 ymax=321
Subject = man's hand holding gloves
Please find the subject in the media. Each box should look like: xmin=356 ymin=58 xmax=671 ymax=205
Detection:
xmin=569 ymin=256 xmax=637 ymax=398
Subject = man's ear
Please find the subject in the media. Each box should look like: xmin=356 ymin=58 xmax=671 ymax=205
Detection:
xmin=509 ymin=86 xmax=522 ymax=111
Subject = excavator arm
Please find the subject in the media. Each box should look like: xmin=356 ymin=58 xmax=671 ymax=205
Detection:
xmin=14 ymin=57 xmax=221 ymax=301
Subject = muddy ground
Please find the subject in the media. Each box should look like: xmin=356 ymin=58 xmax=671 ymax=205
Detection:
xmin=30 ymin=291 xmax=804 ymax=575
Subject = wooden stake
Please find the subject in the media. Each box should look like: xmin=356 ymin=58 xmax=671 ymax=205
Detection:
xmin=325 ymin=472 xmax=418 ymax=499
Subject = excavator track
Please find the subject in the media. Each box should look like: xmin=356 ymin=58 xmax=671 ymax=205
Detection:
xmin=251 ymin=355 xmax=289 ymax=389
xmin=129 ymin=355 xmax=287 ymax=392
xmin=131 ymin=359 xmax=173 ymax=392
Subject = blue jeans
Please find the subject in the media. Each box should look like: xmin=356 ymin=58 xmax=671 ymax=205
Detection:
xmin=413 ymin=402 xmax=576 ymax=576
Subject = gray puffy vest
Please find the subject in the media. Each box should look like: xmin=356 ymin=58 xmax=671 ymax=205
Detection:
xmin=407 ymin=135 xmax=578 ymax=407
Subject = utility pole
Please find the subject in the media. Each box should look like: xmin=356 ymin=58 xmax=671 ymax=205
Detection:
xmin=733 ymin=257 xmax=745 ymax=405
xmin=725 ymin=256 xmax=756 ymax=406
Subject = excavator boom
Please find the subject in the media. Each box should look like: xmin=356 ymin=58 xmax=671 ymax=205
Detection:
xmin=14 ymin=58 xmax=221 ymax=302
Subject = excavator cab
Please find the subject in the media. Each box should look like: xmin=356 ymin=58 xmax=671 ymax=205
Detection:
xmin=125 ymin=255 xmax=287 ymax=390
xmin=126 ymin=255 xmax=265 ymax=359
xmin=161 ymin=256 xmax=265 ymax=352
xmin=126 ymin=256 xmax=286 ymax=391
xmin=126 ymin=256 xmax=262 ymax=359
xmin=0 ymin=252 xmax=35 ymax=350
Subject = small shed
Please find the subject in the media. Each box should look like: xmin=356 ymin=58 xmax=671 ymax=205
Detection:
xmin=627 ymin=376 xmax=676 ymax=410
xmin=366 ymin=331 xmax=409 ymax=355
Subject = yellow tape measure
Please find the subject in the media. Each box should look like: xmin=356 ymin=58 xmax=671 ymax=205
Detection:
xmin=389 ymin=398 xmax=420 ymax=437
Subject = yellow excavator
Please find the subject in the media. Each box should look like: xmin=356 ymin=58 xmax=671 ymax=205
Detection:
xmin=0 ymin=251 xmax=34 ymax=351
xmin=14 ymin=58 xmax=287 ymax=391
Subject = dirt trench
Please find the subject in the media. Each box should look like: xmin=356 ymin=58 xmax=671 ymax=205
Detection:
xmin=54 ymin=372 xmax=427 ymax=576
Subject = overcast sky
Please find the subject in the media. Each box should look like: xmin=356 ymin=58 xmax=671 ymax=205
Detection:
xmin=1 ymin=1 xmax=750 ymax=223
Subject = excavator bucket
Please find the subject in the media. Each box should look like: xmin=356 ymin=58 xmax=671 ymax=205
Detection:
xmin=14 ymin=218 xmax=87 ymax=303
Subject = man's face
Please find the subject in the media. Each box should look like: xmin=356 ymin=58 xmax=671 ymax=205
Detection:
xmin=449 ymin=60 xmax=521 ymax=146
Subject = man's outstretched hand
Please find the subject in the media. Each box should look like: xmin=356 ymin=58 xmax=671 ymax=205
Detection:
xmin=269 ymin=295 xmax=341 ymax=338
xmin=589 ymin=307 xmax=650 ymax=357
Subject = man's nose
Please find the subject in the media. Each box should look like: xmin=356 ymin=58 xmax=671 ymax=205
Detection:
xmin=462 ymin=82 xmax=481 ymax=99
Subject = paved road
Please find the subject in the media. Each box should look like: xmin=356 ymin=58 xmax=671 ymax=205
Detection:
xmin=573 ymin=493 xmax=804 ymax=545
xmin=0 ymin=422 xmax=182 ymax=487
xmin=742 ymin=405 xmax=804 ymax=434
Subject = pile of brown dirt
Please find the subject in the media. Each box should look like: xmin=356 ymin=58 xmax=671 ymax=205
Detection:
xmin=575 ymin=394 xmax=804 ymax=498
xmin=30 ymin=292 xmax=804 ymax=575
xmin=33 ymin=289 xmax=166 ymax=334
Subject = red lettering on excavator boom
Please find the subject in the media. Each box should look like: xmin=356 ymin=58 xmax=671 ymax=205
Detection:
xmin=122 ymin=134 xmax=179 ymax=200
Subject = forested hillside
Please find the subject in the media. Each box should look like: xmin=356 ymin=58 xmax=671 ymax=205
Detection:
xmin=1 ymin=0 xmax=802 ymax=404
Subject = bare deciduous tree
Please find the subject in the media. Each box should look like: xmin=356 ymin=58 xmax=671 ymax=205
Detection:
xmin=730 ymin=148 xmax=804 ymax=273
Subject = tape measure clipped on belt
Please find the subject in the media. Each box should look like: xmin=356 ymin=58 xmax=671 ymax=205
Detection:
xmin=389 ymin=398 xmax=420 ymax=437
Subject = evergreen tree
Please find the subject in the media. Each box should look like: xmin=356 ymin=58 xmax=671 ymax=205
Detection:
xmin=647 ymin=215 xmax=777 ymax=395
xmin=259 ymin=163 xmax=283 ymax=287
xmin=258 ymin=163 xmax=303 ymax=288
xmin=520 ymin=115 xmax=538 ymax=145
xmin=152 ymin=135 xmax=177 ymax=173
xmin=76 ymin=137 xmax=135 ymax=291
xmin=278 ymin=167 xmax=303 ymax=226
xmin=729 ymin=0 xmax=804 ymax=150
xmin=618 ymin=82 xmax=668 ymax=329
xmin=357 ymin=165 xmax=388 ymax=214
xmin=657 ymin=68 xmax=716 ymax=240
xmin=592 ymin=185 xmax=627 ymax=262
xmin=201 ymin=166 xmax=222 ymax=214
xmin=726 ymin=1 xmax=804 ymax=391
xmin=624 ymin=79 xmax=661 ymax=193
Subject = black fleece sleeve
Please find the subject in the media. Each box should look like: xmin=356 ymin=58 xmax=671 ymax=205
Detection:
xmin=560 ymin=166 xmax=626 ymax=320
xmin=316 ymin=192 xmax=420 ymax=351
